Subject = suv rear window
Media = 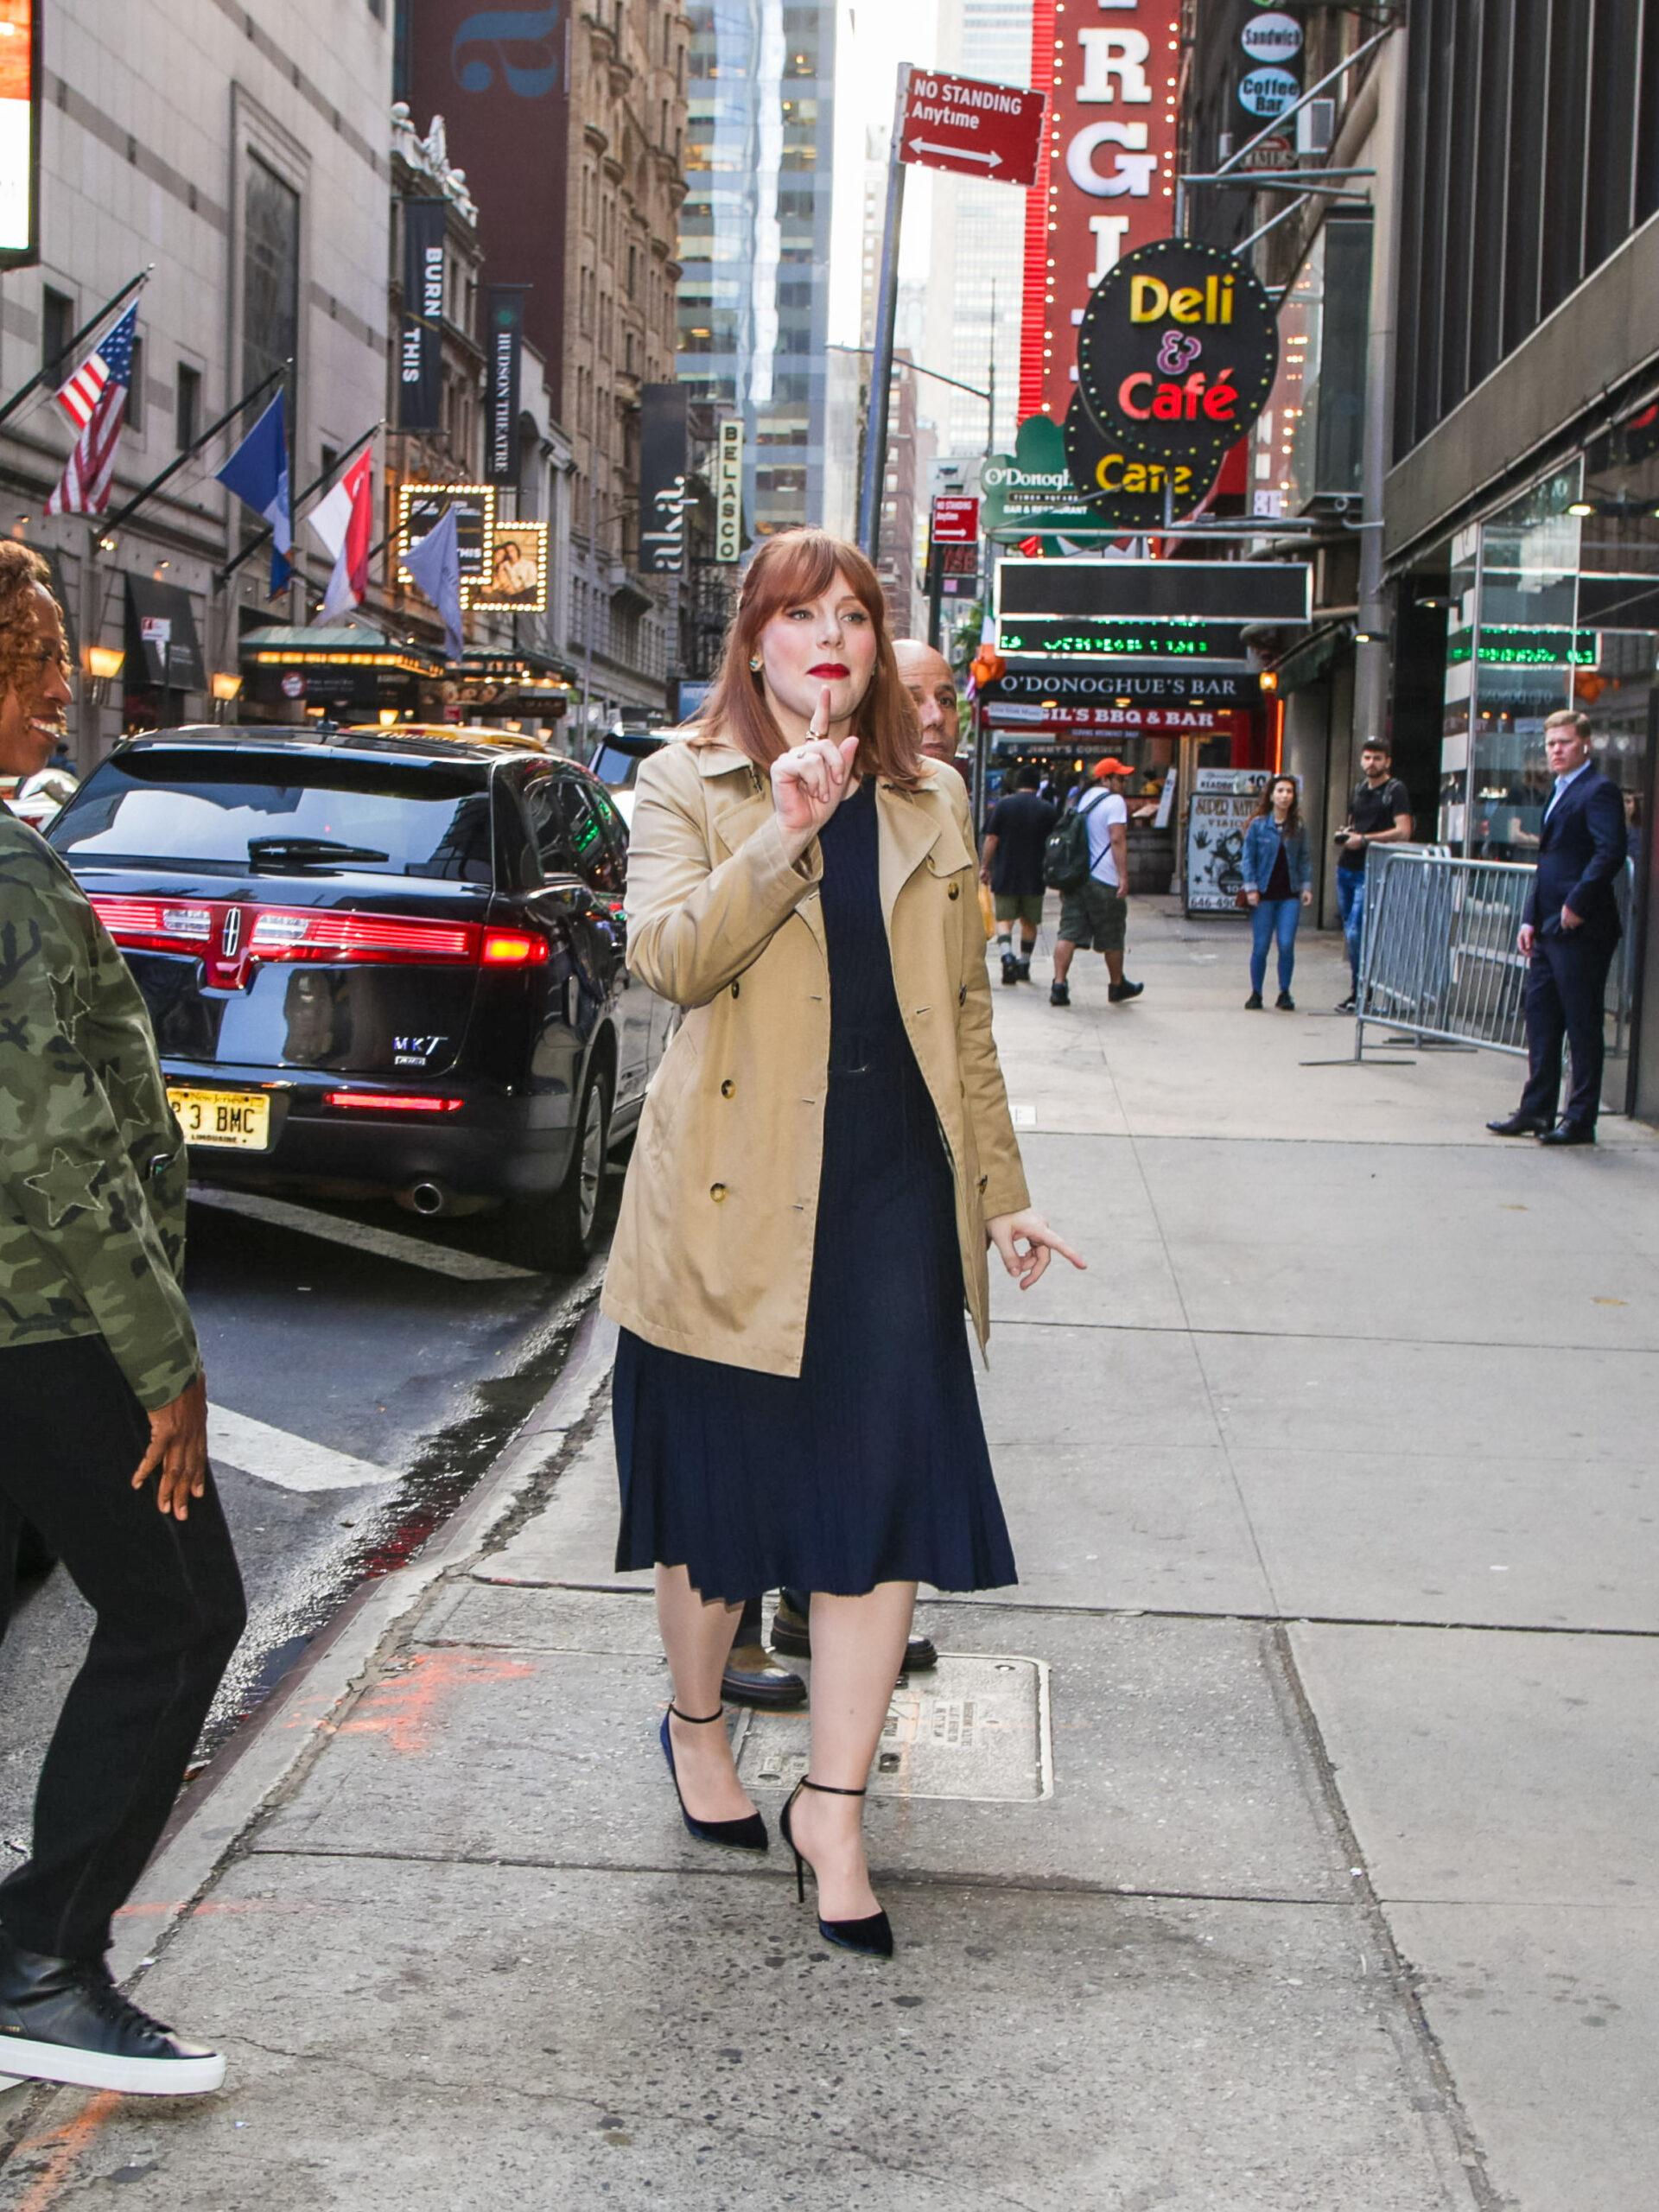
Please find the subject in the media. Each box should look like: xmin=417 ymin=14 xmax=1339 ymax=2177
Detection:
xmin=49 ymin=750 xmax=494 ymax=883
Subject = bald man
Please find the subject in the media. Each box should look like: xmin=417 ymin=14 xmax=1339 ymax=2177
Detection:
xmin=894 ymin=639 xmax=967 ymax=783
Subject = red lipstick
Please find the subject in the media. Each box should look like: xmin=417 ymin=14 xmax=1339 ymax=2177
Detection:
xmin=809 ymin=662 xmax=849 ymax=677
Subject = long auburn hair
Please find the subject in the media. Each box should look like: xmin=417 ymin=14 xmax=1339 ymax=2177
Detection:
xmin=1252 ymin=774 xmax=1302 ymax=835
xmin=694 ymin=529 xmax=925 ymax=791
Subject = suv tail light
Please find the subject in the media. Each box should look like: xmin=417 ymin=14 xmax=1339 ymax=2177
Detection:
xmin=480 ymin=930 xmax=550 ymax=964
xmin=89 ymin=899 xmax=546 ymax=984
xmin=246 ymin=911 xmax=475 ymax=963
xmin=85 ymin=897 xmax=213 ymax=953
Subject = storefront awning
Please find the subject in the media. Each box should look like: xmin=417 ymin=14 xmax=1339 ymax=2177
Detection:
xmin=238 ymin=624 xmax=442 ymax=677
xmin=124 ymin=575 xmax=206 ymax=690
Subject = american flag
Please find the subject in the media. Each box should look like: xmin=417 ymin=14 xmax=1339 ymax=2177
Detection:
xmin=44 ymin=304 xmax=138 ymax=517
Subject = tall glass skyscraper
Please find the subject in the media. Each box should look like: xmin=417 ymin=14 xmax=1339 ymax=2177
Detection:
xmin=678 ymin=3 xmax=836 ymax=535
xmin=924 ymin=0 xmax=1031 ymax=461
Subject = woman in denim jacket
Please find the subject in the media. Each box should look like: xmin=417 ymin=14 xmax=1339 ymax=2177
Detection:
xmin=1241 ymin=776 xmax=1313 ymax=1008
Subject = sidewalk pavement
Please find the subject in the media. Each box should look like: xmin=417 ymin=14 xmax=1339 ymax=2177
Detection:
xmin=4 ymin=900 xmax=1657 ymax=2210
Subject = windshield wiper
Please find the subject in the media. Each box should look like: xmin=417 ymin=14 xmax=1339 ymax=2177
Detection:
xmin=246 ymin=836 xmax=390 ymax=868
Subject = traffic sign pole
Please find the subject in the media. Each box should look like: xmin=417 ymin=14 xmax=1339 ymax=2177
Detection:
xmin=856 ymin=64 xmax=911 ymax=566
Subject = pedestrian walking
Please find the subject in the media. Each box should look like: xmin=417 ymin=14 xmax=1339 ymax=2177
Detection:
xmin=980 ymin=765 xmax=1058 ymax=984
xmin=0 ymin=543 xmax=245 ymax=2096
xmin=1241 ymin=774 xmax=1313 ymax=1009
xmin=893 ymin=638 xmax=965 ymax=783
xmin=604 ymin=529 xmax=1082 ymax=1959
xmin=1048 ymin=758 xmax=1143 ymax=1007
xmin=1334 ymin=738 xmax=1413 ymax=1010
xmin=1487 ymin=710 xmax=1627 ymax=1147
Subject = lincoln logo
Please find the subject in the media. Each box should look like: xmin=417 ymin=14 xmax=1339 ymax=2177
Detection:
xmin=220 ymin=907 xmax=243 ymax=957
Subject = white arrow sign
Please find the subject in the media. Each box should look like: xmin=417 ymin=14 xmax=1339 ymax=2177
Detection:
xmin=907 ymin=137 xmax=1002 ymax=168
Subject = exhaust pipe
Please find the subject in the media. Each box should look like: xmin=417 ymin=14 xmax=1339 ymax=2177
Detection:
xmin=405 ymin=1180 xmax=448 ymax=1217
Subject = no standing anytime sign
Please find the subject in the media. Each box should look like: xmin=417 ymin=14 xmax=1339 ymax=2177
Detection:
xmin=899 ymin=71 xmax=1046 ymax=188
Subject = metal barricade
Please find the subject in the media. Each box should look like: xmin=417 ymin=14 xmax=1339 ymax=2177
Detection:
xmin=1355 ymin=845 xmax=1534 ymax=1058
xmin=1355 ymin=845 xmax=1637 ymax=1071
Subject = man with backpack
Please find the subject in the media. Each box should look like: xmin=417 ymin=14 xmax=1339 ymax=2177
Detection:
xmin=1046 ymin=759 xmax=1144 ymax=1008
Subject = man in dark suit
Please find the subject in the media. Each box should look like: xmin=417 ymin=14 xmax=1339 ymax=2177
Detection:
xmin=1488 ymin=711 xmax=1628 ymax=1146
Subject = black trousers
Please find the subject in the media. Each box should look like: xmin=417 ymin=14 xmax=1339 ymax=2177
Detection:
xmin=1517 ymin=927 xmax=1618 ymax=1129
xmin=0 ymin=1335 xmax=245 ymax=1961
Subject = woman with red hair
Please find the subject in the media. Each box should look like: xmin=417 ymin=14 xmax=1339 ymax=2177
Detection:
xmin=604 ymin=531 xmax=1081 ymax=1958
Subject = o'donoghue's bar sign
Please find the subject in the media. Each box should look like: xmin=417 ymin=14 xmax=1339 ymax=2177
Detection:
xmin=1076 ymin=238 xmax=1279 ymax=468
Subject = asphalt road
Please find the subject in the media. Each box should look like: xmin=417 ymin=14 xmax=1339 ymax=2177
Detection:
xmin=0 ymin=1176 xmax=612 ymax=1877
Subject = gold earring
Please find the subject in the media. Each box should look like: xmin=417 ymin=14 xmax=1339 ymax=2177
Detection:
xmin=748 ymin=654 xmax=762 ymax=671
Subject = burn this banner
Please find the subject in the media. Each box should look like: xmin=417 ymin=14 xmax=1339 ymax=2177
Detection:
xmin=399 ymin=200 xmax=446 ymax=432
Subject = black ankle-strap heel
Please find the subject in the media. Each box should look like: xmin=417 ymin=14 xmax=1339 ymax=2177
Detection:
xmin=779 ymin=1777 xmax=894 ymax=1959
xmin=658 ymin=1704 xmax=768 ymax=1853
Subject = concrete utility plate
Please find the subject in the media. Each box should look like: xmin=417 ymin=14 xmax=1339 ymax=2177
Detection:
xmin=738 ymin=1653 xmax=1052 ymax=1802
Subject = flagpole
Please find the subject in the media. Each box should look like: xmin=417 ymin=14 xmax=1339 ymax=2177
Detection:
xmin=216 ymin=418 xmax=383 ymax=588
xmin=0 ymin=269 xmax=152 ymax=435
xmin=100 ymin=359 xmax=290 ymax=539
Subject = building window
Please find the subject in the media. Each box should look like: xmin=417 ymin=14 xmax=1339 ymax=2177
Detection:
xmin=126 ymin=335 xmax=145 ymax=432
xmin=243 ymin=156 xmax=301 ymax=409
xmin=41 ymin=286 xmax=73 ymax=385
xmin=175 ymin=363 xmax=201 ymax=451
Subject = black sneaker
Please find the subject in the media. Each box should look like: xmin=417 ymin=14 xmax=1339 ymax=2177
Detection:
xmin=1336 ymin=995 xmax=1357 ymax=1014
xmin=1049 ymin=981 xmax=1070 ymax=1007
xmin=1000 ymin=953 xmax=1019 ymax=986
xmin=0 ymin=1937 xmax=225 ymax=2096
xmin=1275 ymin=991 xmax=1295 ymax=1010
xmin=1014 ymin=958 xmax=1032 ymax=983
xmin=1108 ymin=979 xmax=1144 ymax=1003
xmin=1244 ymin=992 xmax=1263 ymax=1009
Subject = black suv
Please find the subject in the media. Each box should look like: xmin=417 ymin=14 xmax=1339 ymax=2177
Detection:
xmin=48 ymin=727 xmax=668 ymax=1267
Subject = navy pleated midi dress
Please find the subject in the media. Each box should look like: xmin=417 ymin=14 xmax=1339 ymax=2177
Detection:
xmin=613 ymin=779 xmax=1017 ymax=1603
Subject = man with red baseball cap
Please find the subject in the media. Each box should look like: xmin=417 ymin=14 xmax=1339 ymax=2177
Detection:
xmin=1051 ymin=758 xmax=1144 ymax=1008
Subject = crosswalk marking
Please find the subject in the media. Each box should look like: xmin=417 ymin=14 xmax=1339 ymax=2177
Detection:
xmin=207 ymin=1405 xmax=396 ymax=1494
xmin=190 ymin=1185 xmax=538 ymax=1283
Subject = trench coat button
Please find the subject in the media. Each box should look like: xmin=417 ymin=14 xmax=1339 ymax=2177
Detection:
xmin=730 ymin=980 xmax=740 ymax=998
xmin=948 ymin=882 xmax=961 ymax=899
xmin=710 ymin=1183 xmax=728 ymax=1202
xmin=958 ymin=983 xmax=968 ymax=1006
xmin=720 ymin=1078 xmax=735 ymax=1098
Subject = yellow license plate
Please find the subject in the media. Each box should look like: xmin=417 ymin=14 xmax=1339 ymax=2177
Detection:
xmin=168 ymin=1085 xmax=272 ymax=1150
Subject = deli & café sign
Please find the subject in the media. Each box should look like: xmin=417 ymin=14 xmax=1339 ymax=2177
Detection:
xmin=1075 ymin=237 xmax=1278 ymax=470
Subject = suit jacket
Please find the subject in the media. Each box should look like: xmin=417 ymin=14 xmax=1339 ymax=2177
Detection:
xmin=1523 ymin=766 xmax=1627 ymax=944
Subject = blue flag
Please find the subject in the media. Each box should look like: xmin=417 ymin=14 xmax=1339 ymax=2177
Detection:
xmin=403 ymin=504 xmax=464 ymax=661
xmin=217 ymin=391 xmax=292 ymax=594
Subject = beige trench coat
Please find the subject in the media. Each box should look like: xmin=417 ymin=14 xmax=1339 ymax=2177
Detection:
xmin=601 ymin=733 xmax=1031 ymax=1376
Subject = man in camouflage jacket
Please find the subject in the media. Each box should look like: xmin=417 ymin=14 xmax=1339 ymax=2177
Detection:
xmin=0 ymin=546 xmax=244 ymax=2098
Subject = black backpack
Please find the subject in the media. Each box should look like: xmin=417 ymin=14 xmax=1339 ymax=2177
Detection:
xmin=1043 ymin=789 xmax=1106 ymax=892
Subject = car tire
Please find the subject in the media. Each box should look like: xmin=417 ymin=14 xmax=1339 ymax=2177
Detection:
xmin=543 ymin=1058 xmax=613 ymax=1273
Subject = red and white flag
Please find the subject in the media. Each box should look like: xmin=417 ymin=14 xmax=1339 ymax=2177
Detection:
xmin=308 ymin=448 xmax=374 ymax=621
xmin=44 ymin=303 xmax=138 ymax=517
